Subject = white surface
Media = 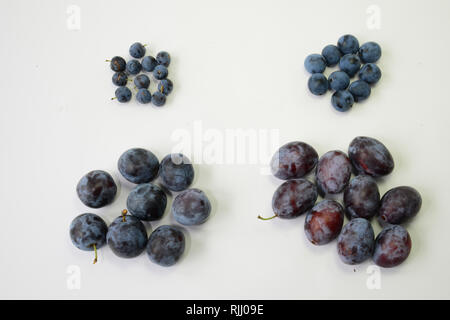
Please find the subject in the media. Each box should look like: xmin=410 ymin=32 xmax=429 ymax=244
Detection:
xmin=0 ymin=0 xmax=449 ymax=299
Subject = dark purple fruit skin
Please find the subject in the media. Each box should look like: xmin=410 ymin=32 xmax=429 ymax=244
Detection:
xmin=315 ymin=150 xmax=351 ymax=196
xmin=272 ymin=179 xmax=318 ymax=219
xmin=378 ymin=186 xmax=422 ymax=225
xmin=337 ymin=218 xmax=374 ymax=265
xmin=348 ymin=136 xmax=394 ymax=178
xmin=344 ymin=175 xmax=380 ymax=220
xmin=270 ymin=141 xmax=318 ymax=180
xmin=373 ymin=225 xmax=411 ymax=268
xmin=304 ymin=200 xmax=344 ymax=245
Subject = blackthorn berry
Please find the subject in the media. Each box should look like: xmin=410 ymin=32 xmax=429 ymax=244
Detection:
xmin=304 ymin=54 xmax=326 ymax=74
xmin=308 ymin=73 xmax=328 ymax=95
xmin=339 ymin=54 xmax=361 ymax=77
xmin=126 ymin=59 xmax=142 ymax=75
xmin=321 ymin=45 xmax=342 ymax=67
xmin=112 ymin=72 xmax=128 ymax=87
xmin=328 ymin=71 xmax=350 ymax=91
xmin=136 ymin=89 xmax=152 ymax=104
xmin=134 ymin=74 xmax=150 ymax=89
xmin=153 ymin=65 xmax=168 ymax=80
xmin=158 ymin=79 xmax=173 ymax=95
xmin=129 ymin=42 xmax=146 ymax=59
xmin=331 ymin=90 xmax=354 ymax=112
xmin=156 ymin=51 xmax=171 ymax=67
xmin=114 ymin=87 xmax=132 ymax=103
xmin=349 ymin=80 xmax=371 ymax=102
xmin=337 ymin=34 xmax=359 ymax=55
xmin=358 ymin=41 xmax=382 ymax=63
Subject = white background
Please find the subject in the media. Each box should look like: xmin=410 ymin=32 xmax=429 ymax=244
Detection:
xmin=0 ymin=0 xmax=449 ymax=299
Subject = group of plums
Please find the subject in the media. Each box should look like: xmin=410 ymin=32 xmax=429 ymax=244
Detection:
xmin=108 ymin=42 xmax=173 ymax=106
xmin=305 ymin=35 xmax=382 ymax=112
xmin=260 ymin=137 xmax=422 ymax=268
xmin=70 ymin=149 xmax=212 ymax=266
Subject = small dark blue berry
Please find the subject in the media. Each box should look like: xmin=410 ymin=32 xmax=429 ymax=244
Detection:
xmin=337 ymin=34 xmax=359 ymax=54
xmin=142 ymin=56 xmax=158 ymax=72
xmin=110 ymin=56 xmax=126 ymax=72
xmin=134 ymin=74 xmax=150 ymax=89
xmin=339 ymin=54 xmax=361 ymax=77
xmin=331 ymin=90 xmax=354 ymax=112
xmin=304 ymin=54 xmax=326 ymax=73
xmin=359 ymin=63 xmax=382 ymax=85
xmin=308 ymin=73 xmax=328 ymax=95
xmin=156 ymin=51 xmax=171 ymax=67
xmin=129 ymin=42 xmax=146 ymax=59
xmin=359 ymin=41 xmax=382 ymax=63
xmin=153 ymin=65 xmax=168 ymax=80
xmin=136 ymin=89 xmax=152 ymax=104
xmin=349 ymin=80 xmax=371 ymax=102
xmin=158 ymin=79 xmax=173 ymax=95
xmin=112 ymin=72 xmax=128 ymax=87
xmin=147 ymin=225 xmax=185 ymax=267
xmin=321 ymin=45 xmax=342 ymax=67
xmin=126 ymin=59 xmax=142 ymax=75
xmin=152 ymin=91 xmax=166 ymax=106
xmin=328 ymin=71 xmax=350 ymax=91
xmin=114 ymin=87 xmax=132 ymax=103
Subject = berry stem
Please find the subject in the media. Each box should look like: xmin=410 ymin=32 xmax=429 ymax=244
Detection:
xmin=105 ymin=59 xmax=111 ymax=62
xmin=122 ymin=209 xmax=128 ymax=222
xmin=92 ymin=244 xmax=98 ymax=264
xmin=257 ymin=214 xmax=278 ymax=221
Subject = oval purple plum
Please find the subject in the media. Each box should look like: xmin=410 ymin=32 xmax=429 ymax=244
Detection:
xmin=348 ymin=136 xmax=394 ymax=177
xmin=304 ymin=200 xmax=344 ymax=245
xmin=270 ymin=141 xmax=318 ymax=180
xmin=315 ymin=150 xmax=352 ymax=196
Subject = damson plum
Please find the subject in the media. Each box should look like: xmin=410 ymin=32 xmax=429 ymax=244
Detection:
xmin=160 ymin=154 xmax=195 ymax=192
xmin=172 ymin=188 xmax=211 ymax=226
xmin=118 ymin=148 xmax=159 ymax=184
xmin=147 ymin=225 xmax=185 ymax=267
xmin=378 ymin=186 xmax=422 ymax=225
xmin=76 ymin=170 xmax=117 ymax=208
xmin=348 ymin=136 xmax=394 ymax=177
xmin=373 ymin=225 xmax=412 ymax=268
xmin=304 ymin=200 xmax=344 ymax=245
xmin=315 ymin=150 xmax=352 ymax=196
xmin=127 ymin=183 xmax=167 ymax=221
xmin=107 ymin=210 xmax=148 ymax=258
xmin=344 ymin=175 xmax=380 ymax=220
xmin=261 ymin=179 xmax=317 ymax=220
xmin=337 ymin=218 xmax=374 ymax=265
xmin=70 ymin=213 xmax=108 ymax=264
xmin=270 ymin=141 xmax=318 ymax=180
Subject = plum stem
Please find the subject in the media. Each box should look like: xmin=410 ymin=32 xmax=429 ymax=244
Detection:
xmin=122 ymin=209 xmax=128 ymax=222
xmin=92 ymin=244 xmax=98 ymax=264
xmin=257 ymin=214 xmax=278 ymax=221
xmin=111 ymin=97 xmax=116 ymax=100
xmin=105 ymin=59 xmax=110 ymax=62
